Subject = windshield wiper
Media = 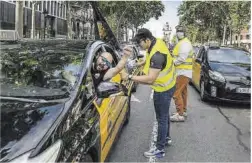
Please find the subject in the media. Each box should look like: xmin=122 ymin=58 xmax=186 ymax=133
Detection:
xmin=209 ymin=61 xmax=222 ymax=63
xmin=231 ymin=62 xmax=250 ymax=65
xmin=0 ymin=96 xmax=69 ymax=103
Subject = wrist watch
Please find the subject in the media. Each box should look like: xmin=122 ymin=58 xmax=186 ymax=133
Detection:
xmin=128 ymin=74 xmax=133 ymax=80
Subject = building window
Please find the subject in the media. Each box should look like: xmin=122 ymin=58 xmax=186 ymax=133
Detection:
xmin=57 ymin=3 xmax=60 ymax=17
xmin=43 ymin=1 xmax=46 ymax=11
xmin=235 ymin=35 xmax=238 ymax=41
xmin=25 ymin=1 xmax=28 ymax=7
xmin=47 ymin=1 xmax=50 ymax=14
xmin=60 ymin=4 xmax=63 ymax=18
xmin=63 ymin=5 xmax=65 ymax=19
xmin=240 ymin=35 xmax=243 ymax=40
xmin=54 ymin=2 xmax=57 ymax=16
xmin=51 ymin=1 xmax=53 ymax=15
xmin=246 ymin=34 xmax=250 ymax=40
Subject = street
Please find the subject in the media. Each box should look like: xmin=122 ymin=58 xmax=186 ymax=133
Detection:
xmin=109 ymin=84 xmax=251 ymax=162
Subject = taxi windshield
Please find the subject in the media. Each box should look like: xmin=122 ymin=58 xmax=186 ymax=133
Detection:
xmin=208 ymin=48 xmax=251 ymax=64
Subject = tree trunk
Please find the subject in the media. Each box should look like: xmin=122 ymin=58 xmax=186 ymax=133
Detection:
xmin=230 ymin=29 xmax=232 ymax=45
xmin=238 ymin=31 xmax=241 ymax=47
xmin=125 ymin=24 xmax=128 ymax=43
xmin=31 ymin=2 xmax=36 ymax=39
xmin=66 ymin=2 xmax=72 ymax=39
xmin=15 ymin=1 xmax=23 ymax=39
xmin=222 ymin=25 xmax=227 ymax=45
xmin=132 ymin=29 xmax=135 ymax=40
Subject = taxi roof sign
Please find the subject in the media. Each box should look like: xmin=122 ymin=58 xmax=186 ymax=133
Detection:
xmin=0 ymin=30 xmax=20 ymax=41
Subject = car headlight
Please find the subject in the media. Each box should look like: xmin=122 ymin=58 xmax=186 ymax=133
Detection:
xmin=209 ymin=70 xmax=225 ymax=83
xmin=10 ymin=140 xmax=62 ymax=163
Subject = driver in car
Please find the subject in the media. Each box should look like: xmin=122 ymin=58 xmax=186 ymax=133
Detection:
xmin=92 ymin=46 xmax=133 ymax=85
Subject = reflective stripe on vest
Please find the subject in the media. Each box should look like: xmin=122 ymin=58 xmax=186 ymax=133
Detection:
xmin=143 ymin=38 xmax=176 ymax=92
xmin=173 ymin=37 xmax=193 ymax=70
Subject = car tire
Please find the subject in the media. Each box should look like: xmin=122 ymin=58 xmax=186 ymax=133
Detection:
xmin=189 ymin=80 xmax=193 ymax=86
xmin=131 ymin=83 xmax=137 ymax=92
xmin=200 ymin=80 xmax=207 ymax=101
xmin=124 ymin=94 xmax=131 ymax=126
xmin=79 ymin=153 xmax=93 ymax=162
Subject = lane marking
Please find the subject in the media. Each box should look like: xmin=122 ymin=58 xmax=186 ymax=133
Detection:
xmin=131 ymin=94 xmax=141 ymax=102
xmin=149 ymin=90 xmax=154 ymax=102
xmin=148 ymin=118 xmax=158 ymax=162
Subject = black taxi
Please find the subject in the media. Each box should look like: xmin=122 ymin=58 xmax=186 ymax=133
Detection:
xmin=191 ymin=45 xmax=251 ymax=103
xmin=0 ymin=2 xmax=141 ymax=163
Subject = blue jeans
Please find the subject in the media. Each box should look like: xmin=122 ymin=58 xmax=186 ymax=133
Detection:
xmin=153 ymin=86 xmax=175 ymax=150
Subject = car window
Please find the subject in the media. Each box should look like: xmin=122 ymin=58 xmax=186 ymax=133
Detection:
xmin=0 ymin=45 xmax=85 ymax=98
xmin=197 ymin=47 xmax=204 ymax=60
xmin=208 ymin=48 xmax=251 ymax=64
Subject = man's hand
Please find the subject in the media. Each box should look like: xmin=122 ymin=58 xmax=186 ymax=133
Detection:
xmin=123 ymin=46 xmax=133 ymax=57
xmin=120 ymin=71 xmax=129 ymax=81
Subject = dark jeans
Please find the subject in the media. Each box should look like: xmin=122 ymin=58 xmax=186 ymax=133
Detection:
xmin=153 ymin=86 xmax=175 ymax=150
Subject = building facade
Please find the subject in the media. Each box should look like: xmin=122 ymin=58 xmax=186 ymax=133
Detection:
xmin=0 ymin=0 xmax=67 ymax=39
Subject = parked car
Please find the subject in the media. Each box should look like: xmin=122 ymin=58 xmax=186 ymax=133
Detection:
xmin=191 ymin=45 xmax=251 ymax=103
xmin=0 ymin=2 xmax=139 ymax=162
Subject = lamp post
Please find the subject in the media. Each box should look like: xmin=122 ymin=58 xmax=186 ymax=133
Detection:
xmin=42 ymin=9 xmax=48 ymax=39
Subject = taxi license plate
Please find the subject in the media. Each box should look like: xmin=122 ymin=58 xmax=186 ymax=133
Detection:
xmin=236 ymin=88 xmax=251 ymax=94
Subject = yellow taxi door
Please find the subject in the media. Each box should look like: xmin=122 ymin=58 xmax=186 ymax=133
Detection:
xmin=192 ymin=47 xmax=204 ymax=88
xmin=94 ymin=73 xmax=128 ymax=162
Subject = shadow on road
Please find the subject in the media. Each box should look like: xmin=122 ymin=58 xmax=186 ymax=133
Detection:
xmin=208 ymin=101 xmax=251 ymax=109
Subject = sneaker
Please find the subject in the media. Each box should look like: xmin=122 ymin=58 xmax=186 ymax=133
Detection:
xmin=165 ymin=137 xmax=172 ymax=146
xmin=172 ymin=112 xmax=187 ymax=117
xmin=143 ymin=148 xmax=165 ymax=158
xmin=170 ymin=113 xmax=185 ymax=122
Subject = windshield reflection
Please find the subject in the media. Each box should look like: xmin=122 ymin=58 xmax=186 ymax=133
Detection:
xmin=0 ymin=44 xmax=85 ymax=98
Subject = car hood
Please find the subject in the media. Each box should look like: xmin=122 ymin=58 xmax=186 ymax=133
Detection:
xmin=0 ymin=101 xmax=64 ymax=161
xmin=209 ymin=62 xmax=251 ymax=77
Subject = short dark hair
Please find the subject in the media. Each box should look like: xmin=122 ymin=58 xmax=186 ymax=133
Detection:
xmin=133 ymin=28 xmax=153 ymax=43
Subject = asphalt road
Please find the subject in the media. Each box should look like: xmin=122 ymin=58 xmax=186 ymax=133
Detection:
xmin=108 ymin=84 xmax=251 ymax=162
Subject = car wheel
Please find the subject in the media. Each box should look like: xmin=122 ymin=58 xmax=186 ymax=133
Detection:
xmin=189 ymin=79 xmax=193 ymax=86
xmin=79 ymin=153 xmax=93 ymax=162
xmin=124 ymin=94 xmax=131 ymax=125
xmin=200 ymin=80 xmax=207 ymax=101
xmin=131 ymin=83 xmax=137 ymax=92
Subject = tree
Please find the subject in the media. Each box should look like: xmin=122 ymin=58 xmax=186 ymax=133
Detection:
xmin=98 ymin=1 xmax=165 ymax=40
xmin=177 ymin=1 xmax=251 ymax=46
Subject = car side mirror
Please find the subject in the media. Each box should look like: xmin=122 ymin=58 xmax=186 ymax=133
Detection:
xmin=97 ymin=82 xmax=127 ymax=98
xmin=195 ymin=58 xmax=201 ymax=63
xmin=137 ymin=54 xmax=144 ymax=59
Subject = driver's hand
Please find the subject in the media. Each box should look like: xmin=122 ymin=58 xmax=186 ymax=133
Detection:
xmin=123 ymin=46 xmax=133 ymax=57
xmin=120 ymin=70 xmax=129 ymax=81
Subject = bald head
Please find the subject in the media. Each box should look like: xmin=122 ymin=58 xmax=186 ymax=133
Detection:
xmin=100 ymin=52 xmax=113 ymax=63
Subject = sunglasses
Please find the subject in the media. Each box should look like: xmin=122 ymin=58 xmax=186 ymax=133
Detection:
xmin=97 ymin=56 xmax=112 ymax=69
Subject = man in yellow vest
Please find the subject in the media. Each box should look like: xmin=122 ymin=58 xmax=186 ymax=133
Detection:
xmin=170 ymin=25 xmax=193 ymax=122
xmin=121 ymin=28 xmax=176 ymax=158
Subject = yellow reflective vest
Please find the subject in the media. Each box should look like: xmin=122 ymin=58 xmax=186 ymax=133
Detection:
xmin=143 ymin=38 xmax=176 ymax=92
xmin=172 ymin=37 xmax=193 ymax=70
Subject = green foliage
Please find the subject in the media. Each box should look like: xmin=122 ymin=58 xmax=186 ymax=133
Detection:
xmin=98 ymin=1 xmax=165 ymax=34
xmin=178 ymin=1 xmax=251 ymax=44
